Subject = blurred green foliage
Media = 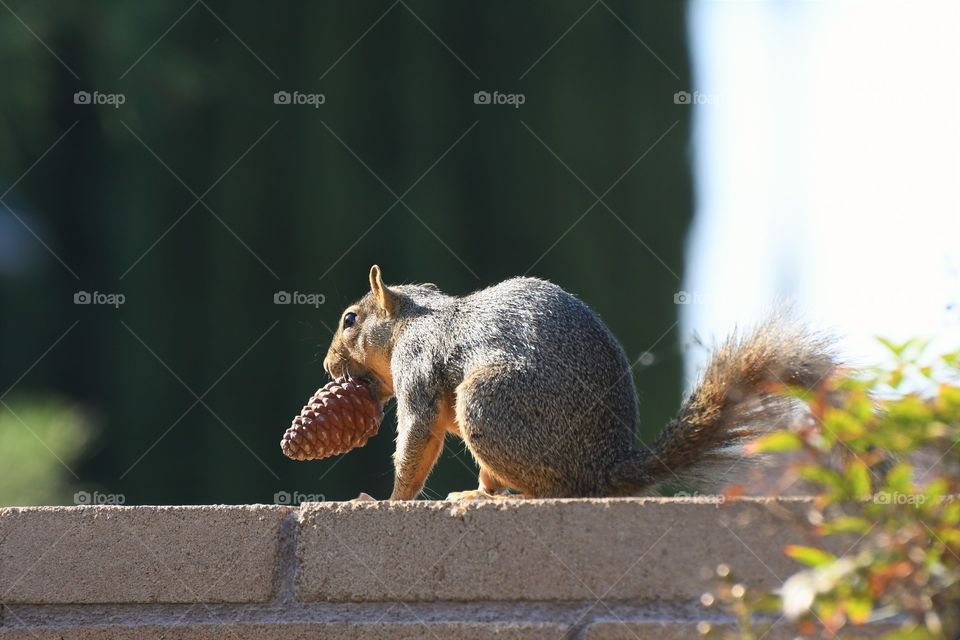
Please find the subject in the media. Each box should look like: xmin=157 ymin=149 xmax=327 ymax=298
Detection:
xmin=0 ymin=1 xmax=692 ymax=503
xmin=0 ymin=395 xmax=94 ymax=505
xmin=703 ymin=340 xmax=960 ymax=639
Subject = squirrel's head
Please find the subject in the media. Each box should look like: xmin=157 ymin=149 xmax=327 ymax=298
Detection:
xmin=323 ymin=265 xmax=400 ymax=402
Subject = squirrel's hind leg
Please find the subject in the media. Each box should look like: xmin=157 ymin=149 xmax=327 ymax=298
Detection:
xmin=479 ymin=465 xmax=506 ymax=493
xmin=445 ymin=466 xmax=518 ymax=501
xmin=454 ymin=364 xmax=563 ymax=497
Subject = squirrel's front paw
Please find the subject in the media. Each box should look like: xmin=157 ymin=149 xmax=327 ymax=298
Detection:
xmin=446 ymin=489 xmax=515 ymax=502
xmin=446 ymin=489 xmax=485 ymax=501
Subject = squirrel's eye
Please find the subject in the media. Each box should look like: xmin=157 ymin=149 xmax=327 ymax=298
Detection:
xmin=342 ymin=312 xmax=357 ymax=329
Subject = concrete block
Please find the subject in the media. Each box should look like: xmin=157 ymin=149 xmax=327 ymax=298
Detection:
xmin=0 ymin=505 xmax=289 ymax=604
xmin=0 ymin=622 xmax=569 ymax=639
xmin=296 ymin=497 xmax=811 ymax=602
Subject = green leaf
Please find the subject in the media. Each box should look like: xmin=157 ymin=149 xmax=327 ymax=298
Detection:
xmin=847 ymin=395 xmax=876 ymax=423
xmin=922 ymin=478 xmax=948 ymax=502
xmin=939 ymin=527 xmax=960 ymax=546
xmin=889 ymin=367 xmax=905 ymax=389
xmin=937 ymin=384 xmax=960 ymax=418
xmin=844 ymin=594 xmax=873 ymax=625
xmin=877 ymin=336 xmax=910 ymax=357
xmin=885 ymin=462 xmax=913 ymax=494
xmin=799 ymin=464 xmax=845 ymax=491
xmin=847 ymin=460 xmax=872 ymax=499
xmin=943 ymin=350 xmax=960 ymax=368
xmin=821 ymin=516 xmax=872 ymax=535
xmin=942 ymin=501 xmax=960 ymax=526
xmin=785 ymin=545 xmax=837 ymax=568
xmin=747 ymin=431 xmax=802 ymax=454
xmin=888 ymin=396 xmax=932 ymax=424
xmin=824 ymin=408 xmax=865 ymax=440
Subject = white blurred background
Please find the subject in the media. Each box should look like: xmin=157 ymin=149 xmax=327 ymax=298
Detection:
xmin=682 ymin=0 xmax=960 ymax=380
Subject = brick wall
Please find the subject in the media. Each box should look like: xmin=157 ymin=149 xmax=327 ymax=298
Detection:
xmin=0 ymin=498 xmax=864 ymax=638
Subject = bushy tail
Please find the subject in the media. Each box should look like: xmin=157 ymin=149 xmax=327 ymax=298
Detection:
xmin=609 ymin=315 xmax=837 ymax=495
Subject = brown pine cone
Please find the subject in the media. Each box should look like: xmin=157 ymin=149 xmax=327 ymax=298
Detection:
xmin=281 ymin=378 xmax=384 ymax=461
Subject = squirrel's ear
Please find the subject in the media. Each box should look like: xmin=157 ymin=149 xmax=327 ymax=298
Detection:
xmin=369 ymin=265 xmax=397 ymax=315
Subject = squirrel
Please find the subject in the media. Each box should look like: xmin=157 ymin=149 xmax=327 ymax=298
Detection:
xmin=322 ymin=265 xmax=836 ymax=501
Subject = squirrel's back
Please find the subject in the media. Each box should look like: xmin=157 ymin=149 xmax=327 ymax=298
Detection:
xmin=453 ymin=277 xmax=633 ymax=378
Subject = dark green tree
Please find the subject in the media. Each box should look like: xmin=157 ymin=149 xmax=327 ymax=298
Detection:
xmin=0 ymin=1 xmax=692 ymax=503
